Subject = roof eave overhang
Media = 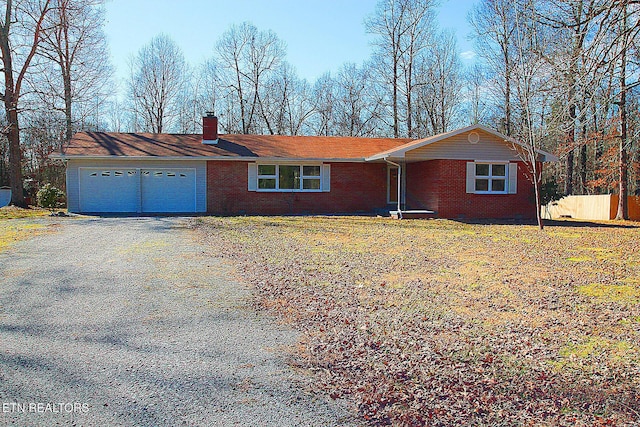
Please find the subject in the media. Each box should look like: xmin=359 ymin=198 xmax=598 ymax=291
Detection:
xmin=365 ymin=153 xmax=405 ymax=162
xmin=51 ymin=154 xmax=371 ymax=163
xmin=364 ymin=124 xmax=560 ymax=163
xmin=540 ymin=152 xmax=559 ymax=162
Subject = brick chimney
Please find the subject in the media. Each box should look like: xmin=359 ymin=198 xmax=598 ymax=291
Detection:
xmin=202 ymin=112 xmax=218 ymax=144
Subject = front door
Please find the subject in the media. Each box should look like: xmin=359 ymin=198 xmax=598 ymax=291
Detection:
xmin=388 ymin=166 xmax=398 ymax=204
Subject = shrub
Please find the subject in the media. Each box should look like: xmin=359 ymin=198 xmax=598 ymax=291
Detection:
xmin=36 ymin=184 xmax=65 ymax=211
xmin=540 ymin=176 xmax=562 ymax=205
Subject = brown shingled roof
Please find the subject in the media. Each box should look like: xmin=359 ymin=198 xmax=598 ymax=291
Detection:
xmin=59 ymin=132 xmax=413 ymax=160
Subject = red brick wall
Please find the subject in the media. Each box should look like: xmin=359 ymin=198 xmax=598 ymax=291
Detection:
xmin=407 ymin=160 xmax=538 ymax=219
xmin=207 ymin=159 xmax=539 ymax=218
xmin=406 ymin=161 xmax=440 ymax=212
xmin=206 ymin=161 xmax=388 ymax=215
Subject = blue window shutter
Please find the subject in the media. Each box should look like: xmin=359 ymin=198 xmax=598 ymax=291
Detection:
xmin=248 ymin=163 xmax=257 ymax=191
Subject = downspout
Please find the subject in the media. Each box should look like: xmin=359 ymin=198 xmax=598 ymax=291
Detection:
xmin=384 ymin=157 xmax=402 ymax=219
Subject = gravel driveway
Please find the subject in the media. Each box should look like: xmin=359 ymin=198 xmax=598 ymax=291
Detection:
xmin=0 ymin=217 xmax=356 ymax=426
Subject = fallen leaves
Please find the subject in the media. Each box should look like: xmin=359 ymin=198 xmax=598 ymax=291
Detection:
xmin=195 ymin=217 xmax=640 ymax=426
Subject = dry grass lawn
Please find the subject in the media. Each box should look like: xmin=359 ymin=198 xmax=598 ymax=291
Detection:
xmin=0 ymin=206 xmax=50 ymax=220
xmin=196 ymin=216 xmax=640 ymax=426
xmin=0 ymin=206 xmax=52 ymax=252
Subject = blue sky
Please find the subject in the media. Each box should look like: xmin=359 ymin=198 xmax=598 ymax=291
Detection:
xmin=104 ymin=0 xmax=476 ymax=86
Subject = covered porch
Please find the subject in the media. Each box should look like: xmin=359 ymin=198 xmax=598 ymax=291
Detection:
xmin=383 ymin=159 xmax=435 ymax=219
xmin=366 ymin=125 xmax=558 ymax=220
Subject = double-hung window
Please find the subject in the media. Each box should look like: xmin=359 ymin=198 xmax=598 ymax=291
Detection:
xmin=301 ymin=166 xmax=321 ymax=190
xmin=466 ymin=162 xmax=517 ymax=194
xmin=252 ymin=164 xmax=328 ymax=192
xmin=475 ymin=163 xmax=507 ymax=193
xmin=257 ymin=165 xmax=277 ymax=189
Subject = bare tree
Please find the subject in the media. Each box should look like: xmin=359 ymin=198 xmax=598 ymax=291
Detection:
xmin=36 ymin=0 xmax=110 ymax=144
xmin=0 ymin=0 xmax=51 ymax=207
xmin=260 ymin=63 xmax=314 ymax=136
xmin=22 ymin=110 xmax=65 ymax=188
xmin=174 ymin=81 xmax=198 ymax=134
xmin=332 ymin=63 xmax=382 ymax=137
xmin=469 ymin=0 xmax=517 ymax=136
xmin=536 ymin=0 xmax=608 ymax=195
xmin=569 ymin=0 xmax=640 ymax=218
xmin=609 ymin=0 xmax=640 ymax=219
xmin=193 ymin=58 xmax=221 ymax=130
xmin=216 ymin=22 xmax=285 ymax=134
xmin=366 ymin=0 xmax=435 ymax=137
xmin=127 ymin=34 xmax=188 ymax=133
xmin=0 ymin=110 xmax=8 ymax=185
xmin=310 ymin=72 xmax=337 ymax=136
xmin=465 ymin=63 xmax=491 ymax=125
xmin=414 ymin=29 xmax=463 ymax=136
xmin=510 ymin=0 xmax=552 ymax=229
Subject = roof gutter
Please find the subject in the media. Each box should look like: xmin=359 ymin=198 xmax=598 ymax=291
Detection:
xmin=48 ymin=155 xmax=372 ymax=163
xmin=384 ymin=157 xmax=402 ymax=219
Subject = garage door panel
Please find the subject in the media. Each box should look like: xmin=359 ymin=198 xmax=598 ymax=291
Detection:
xmin=141 ymin=168 xmax=196 ymax=213
xmin=79 ymin=168 xmax=138 ymax=213
xmin=78 ymin=167 xmax=198 ymax=214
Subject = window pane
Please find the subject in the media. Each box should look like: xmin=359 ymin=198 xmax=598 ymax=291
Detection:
xmin=475 ymin=164 xmax=490 ymax=176
xmin=258 ymin=178 xmax=276 ymax=189
xmin=303 ymin=165 xmax=321 ymax=176
xmin=279 ymin=165 xmax=300 ymax=189
xmin=492 ymin=164 xmax=506 ymax=177
xmin=492 ymin=179 xmax=506 ymax=192
xmin=303 ymin=178 xmax=321 ymax=190
xmin=258 ymin=165 xmax=275 ymax=175
xmin=475 ymin=179 xmax=489 ymax=191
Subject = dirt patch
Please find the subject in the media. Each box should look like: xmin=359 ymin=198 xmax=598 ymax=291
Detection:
xmin=196 ymin=216 xmax=640 ymax=426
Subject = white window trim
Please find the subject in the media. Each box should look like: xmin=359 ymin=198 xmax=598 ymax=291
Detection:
xmin=475 ymin=162 xmax=508 ymax=194
xmin=301 ymin=165 xmax=322 ymax=191
xmin=466 ymin=160 xmax=519 ymax=195
xmin=253 ymin=163 xmax=327 ymax=193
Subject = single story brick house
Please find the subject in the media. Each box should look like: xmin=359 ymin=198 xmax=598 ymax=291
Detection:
xmin=52 ymin=115 xmax=557 ymax=218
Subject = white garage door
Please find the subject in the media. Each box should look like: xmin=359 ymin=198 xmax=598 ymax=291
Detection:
xmin=141 ymin=168 xmax=196 ymax=213
xmin=78 ymin=167 xmax=196 ymax=213
xmin=79 ymin=168 xmax=138 ymax=213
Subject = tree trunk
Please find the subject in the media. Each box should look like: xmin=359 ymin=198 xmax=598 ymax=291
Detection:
xmin=392 ymin=55 xmax=399 ymax=138
xmin=615 ymin=2 xmax=629 ymax=220
xmin=565 ymin=150 xmax=574 ymax=195
xmin=534 ymin=163 xmax=544 ymax=230
xmin=504 ymin=72 xmax=511 ymax=137
xmin=579 ymin=141 xmax=587 ymax=194
xmin=615 ymin=82 xmax=628 ymax=220
xmin=405 ymin=46 xmax=413 ymax=138
xmin=0 ymin=10 xmax=26 ymax=207
xmin=565 ymin=100 xmax=577 ymax=195
xmin=502 ymin=32 xmax=511 ymax=137
xmin=60 ymin=0 xmax=73 ymax=143
xmin=6 ymin=106 xmax=26 ymax=207
xmin=63 ymin=65 xmax=73 ymax=142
